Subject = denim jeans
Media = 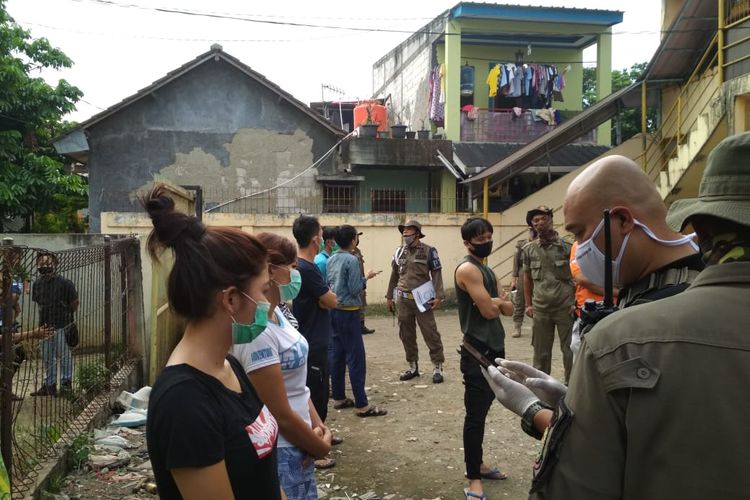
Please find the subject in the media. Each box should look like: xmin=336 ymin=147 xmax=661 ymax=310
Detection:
xmin=329 ymin=309 xmax=368 ymax=408
xmin=276 ymin=446 xmax=318 ymax=500
xmin=41 ymin=328 xmax=73 ymax=387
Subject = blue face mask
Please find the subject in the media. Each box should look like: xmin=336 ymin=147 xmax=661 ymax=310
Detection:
xmin=274 ymin=268 xmax=302 ymax=302
xmin=232 ymin=292 xmax=271 ymax=344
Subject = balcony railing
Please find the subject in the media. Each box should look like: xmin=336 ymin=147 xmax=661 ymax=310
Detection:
xmin=460 ymin=108 xmax=596 ymax=144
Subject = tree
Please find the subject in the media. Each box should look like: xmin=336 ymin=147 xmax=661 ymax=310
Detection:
xmin=582 ymin=62 xmax=656 ymax=144
xmin=0 ymin=0 xmax=86 ymax=232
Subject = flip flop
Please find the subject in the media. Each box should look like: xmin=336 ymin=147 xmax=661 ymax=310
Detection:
xmin=464 ymin=488 xmax=486 ymax=499
xmin=314 ymin=457 xmax=336 ymax=470
xmin=480 ymin=467 xmax=508 ymax=480
xmin=355 ymin=406 xmax=388 ymax=418
xmin=333 ymin=398 xmax=355 ymax=410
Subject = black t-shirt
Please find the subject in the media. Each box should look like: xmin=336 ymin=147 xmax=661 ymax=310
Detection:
xmin=146 ymin=355 xmax=281 ymax=500
xmin=32 ymin=275 xmax=78 ymax=329
xmin=292 ymin=257 xmax=332 ymax=351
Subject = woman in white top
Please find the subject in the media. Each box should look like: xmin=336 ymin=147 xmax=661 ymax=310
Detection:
xmin=232 ymin=232 xmax=331 ymax=500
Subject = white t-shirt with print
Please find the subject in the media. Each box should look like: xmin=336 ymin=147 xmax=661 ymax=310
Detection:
xmin=231 ymin=307 xmax=311 ymax=448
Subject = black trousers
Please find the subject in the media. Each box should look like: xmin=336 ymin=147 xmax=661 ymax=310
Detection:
xmin=306 ymin=345 xmax=330 ymax=423
xmin=461 ymin=340 xmax=505 ymax=480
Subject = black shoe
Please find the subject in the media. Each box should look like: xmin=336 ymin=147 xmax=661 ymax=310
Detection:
xmin=399 ymin=363 xmax=420 ymax=381
xmin=31 ymin=385 xmax=57 ymax=397
xmin=362 ymin=326 xmax=375 ymax=335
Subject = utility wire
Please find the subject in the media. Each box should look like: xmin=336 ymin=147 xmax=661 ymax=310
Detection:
xmin=65 ymin=0 xmax=705 ymax=38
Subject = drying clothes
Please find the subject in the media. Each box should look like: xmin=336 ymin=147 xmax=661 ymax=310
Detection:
xmin=487 ymin=64 xmax=501 ymax=97
xmin=429 ymin=65 xmax=444 ymax=126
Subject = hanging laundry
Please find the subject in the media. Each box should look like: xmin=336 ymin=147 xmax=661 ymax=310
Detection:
xmin=486 ymin=64 xmax=501 ymax=97
xmin=429 ymin=65 xmax=444 ymax=126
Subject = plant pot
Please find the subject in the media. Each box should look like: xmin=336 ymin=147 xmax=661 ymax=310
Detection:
xmin=359 ymin=124 xmax=378 ymax=138
xmin=417 ymin=130 xmax=430 ymax=140
xmin=391 ymin=124 xmax=408 ymax=139
xmin=405 ymin=131 xmax=416 ymax=139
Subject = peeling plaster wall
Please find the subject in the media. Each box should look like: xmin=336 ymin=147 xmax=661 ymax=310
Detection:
xmin=86 ymin=59 xmax=337 ymax=231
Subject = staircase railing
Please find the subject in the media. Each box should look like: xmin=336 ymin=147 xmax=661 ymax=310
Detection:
xmin=641 ymin=34 xmax=721 ymax=185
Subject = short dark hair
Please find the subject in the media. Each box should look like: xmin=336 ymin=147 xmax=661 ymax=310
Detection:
xmin=461 ymin=217 xmax=493 ymax=241
xmin=292 ymin=215 xmax=321 ymax=248
xmin=142 ymin=184 xmax=268 ymax=321
xmin=334 ymin=225 xmax=358 ymax=249
xmin=255 ymin=232 xmax=297 ymax=266
xmin=36 ymin=252 xmax=58 ymax=264
xmin=322 ymin=226 xmax=339 ymax=241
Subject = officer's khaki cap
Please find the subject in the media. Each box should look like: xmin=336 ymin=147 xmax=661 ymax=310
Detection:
xmin=667 ymin=132 xmax=750 ymax=231
xmin=398 ymin=219 xmax=426 ymax=238
xmin=526 ymin=205 xmax=553 ymax=226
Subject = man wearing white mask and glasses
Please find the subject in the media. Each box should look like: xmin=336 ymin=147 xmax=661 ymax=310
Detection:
xmin=481 ymin=154 xmax=704 ymax=499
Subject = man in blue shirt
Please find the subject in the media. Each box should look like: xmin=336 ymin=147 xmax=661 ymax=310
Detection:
xmin=314 ymin=226 xmax=338 ymax=277
xmin=326 ymin=225 xmax=386 ymax=418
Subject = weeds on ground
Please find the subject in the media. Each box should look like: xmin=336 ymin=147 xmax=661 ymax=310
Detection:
xmin=76 ymin=362 xmax=109 ymax=395
xmin=67 ymin=432 xmax=91 ymax=470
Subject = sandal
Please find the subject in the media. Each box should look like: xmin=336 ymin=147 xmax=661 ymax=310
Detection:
xmin=355 ymin=406 xmax=388 ymax=418
xmin=333 ymin=398 xmax=355 ymax=410
xmin=480 ymin=467 xmax=508 ymax=480
xmin=464 ymin=488 xmax=486 ymax=499
xmin=314 ymin=457 xmax=336 ymax=470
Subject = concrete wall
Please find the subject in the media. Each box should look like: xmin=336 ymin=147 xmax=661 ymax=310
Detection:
xmin=372 ymin=16 xmax=446 ymax=132
xmin=102 ymin=211 xmax=505 ymax=307
xmin=86 ymin=58 xmax=338 ymax=231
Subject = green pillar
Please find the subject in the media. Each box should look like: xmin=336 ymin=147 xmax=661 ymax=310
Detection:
xmin=596 ymin=29 xmax=612 ymax=146
xmin=444 ymin=20 xmax=462 ymax=141
xmin=440 ymin=170 xmax=457 ymax=213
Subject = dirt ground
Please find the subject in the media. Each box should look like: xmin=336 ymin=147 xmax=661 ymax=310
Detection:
xmin=316 ymin=310 xmax=568 ymax=500
xmin=57 ymin=310 xmax=570 ymax=500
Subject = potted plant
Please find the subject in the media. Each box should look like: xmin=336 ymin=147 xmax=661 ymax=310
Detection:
xmin=405 ymin=129 xmax=416 ymax=139
xmin=417 ymin=118 xmax=430 ymax=140
xmin=359 ymin=104 xmax=378 ymax=138
xmin=391 ymin=112 xmax=407 ymax=139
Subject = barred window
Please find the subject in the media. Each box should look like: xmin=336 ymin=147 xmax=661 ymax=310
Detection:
xmin=323 ymin=184 xmax=354 ymax=213
xmin=371 ymin=189 xmax=406 ymax=213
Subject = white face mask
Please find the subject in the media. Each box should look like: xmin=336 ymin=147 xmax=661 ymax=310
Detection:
xmin=575 ymin=217 xmax=699 ymax=288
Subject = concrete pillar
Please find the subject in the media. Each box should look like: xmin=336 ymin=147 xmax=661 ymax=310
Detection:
xmin=596 ymin=29 xmax=613 ymax=146
xmin=444 ymin=20 xmax=462 ymax=141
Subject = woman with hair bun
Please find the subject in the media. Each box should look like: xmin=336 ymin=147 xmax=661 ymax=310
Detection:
xmin=143 ymin=185 xmax=281 ymax=500
xmin=232 ymin=232 xmax=331 ymax=500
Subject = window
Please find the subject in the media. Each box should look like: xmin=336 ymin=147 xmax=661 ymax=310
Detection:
xmin=371 ymin=189 xmax=406 ymax=213
xmin=323 ymin=184 xmax=354 ymax=213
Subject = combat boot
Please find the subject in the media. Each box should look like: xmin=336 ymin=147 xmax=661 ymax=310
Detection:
xmin=399 ymin=361 xmax=420 ymax=381
xmin=512 ymin=321 xmax=522 ymax=338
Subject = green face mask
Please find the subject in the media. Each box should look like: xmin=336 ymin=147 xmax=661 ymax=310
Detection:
xmin=274 ymin=268 xmax=302 ymax=302
xmin=232 ymin=293 xmax=271 ymax=344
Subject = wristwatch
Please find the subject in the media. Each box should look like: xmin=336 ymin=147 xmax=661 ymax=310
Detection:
xmin=521 ymin=400 xmax=553 ymax=440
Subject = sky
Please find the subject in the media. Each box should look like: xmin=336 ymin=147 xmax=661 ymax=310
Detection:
xmin=6 ymin=0 xmax=662 ymax=123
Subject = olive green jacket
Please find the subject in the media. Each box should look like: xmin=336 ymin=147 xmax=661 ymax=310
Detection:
xmin=530 ymin=261 xmax=750 ymax=500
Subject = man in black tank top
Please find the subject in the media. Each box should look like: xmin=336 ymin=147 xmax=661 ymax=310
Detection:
xmin=454 ymin=217 xmax=514 ymax=499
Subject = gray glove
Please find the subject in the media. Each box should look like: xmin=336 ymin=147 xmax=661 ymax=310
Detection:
xmin=498 ymin=359 xmax=567 ymax=407
xmin=481 ymin=365 xmax=539 ymax=417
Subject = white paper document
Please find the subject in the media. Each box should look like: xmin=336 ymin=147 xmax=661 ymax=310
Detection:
xmin=412 ymin=281 xmax=436 ymax=313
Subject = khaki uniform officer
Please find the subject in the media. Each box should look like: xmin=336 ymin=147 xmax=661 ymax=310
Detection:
xmin=386 ymin=220 xmax=446 ymax=383
xmin=522 ymin=206 xmax=575 ymax=383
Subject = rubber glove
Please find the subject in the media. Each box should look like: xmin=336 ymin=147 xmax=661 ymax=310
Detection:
xmin=498 ymin=359 xmax=567 ymax=407
xmin=481 ymin=365 xmax=539 ymax=417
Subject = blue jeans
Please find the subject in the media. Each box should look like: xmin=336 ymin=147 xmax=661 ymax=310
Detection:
xmin=277 ymin=446 xmax=318 ymax=500
xmin=41 ymin=328 xmax=73 ymax=387
xmin=330 ymin=309 xmax=368 ymax=408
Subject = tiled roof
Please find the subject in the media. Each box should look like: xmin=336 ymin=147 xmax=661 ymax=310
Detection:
xmin=65 ymin=44 xmax=344 ymax=137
